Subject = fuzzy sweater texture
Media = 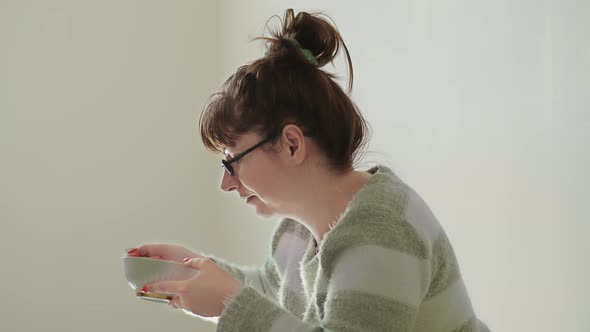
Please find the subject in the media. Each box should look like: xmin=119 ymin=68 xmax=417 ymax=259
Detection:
xmin=209 ymin=166 xmax=490 ymax=331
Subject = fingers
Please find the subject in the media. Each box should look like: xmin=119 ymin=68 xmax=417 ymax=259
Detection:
xmin=183 ymin=257 xmax=214 ymax=270
xmin=134 ymin=244 xmax=201 ymax=262
xmin=125 ymin=247 xmax=168 ymax=260
xmin=143 ymin=280 xmax=181 ymax=296
xmin=126 ymin=248 xmax=140 ymax=257
xmin=168 ymin=295 xmax=183 ymax=310
xmin=137 ymin=244 xmax=169 ymax=258
xmin=145 ymin=281 xmax=187 ymax=311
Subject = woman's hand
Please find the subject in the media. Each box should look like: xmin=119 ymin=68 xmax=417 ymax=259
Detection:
xmin=127 ymin=244 xmax=205 ymax=262
xmin=142 ymin=257 xmax=243 ymax=317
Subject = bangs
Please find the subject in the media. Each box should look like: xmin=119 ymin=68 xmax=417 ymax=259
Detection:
xmin=199 ymin=65 xmax=265 ymax=153
xmin=199 ymin=92 xmax=241 ymax=153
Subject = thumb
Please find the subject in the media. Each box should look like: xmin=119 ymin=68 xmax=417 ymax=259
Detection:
xmin=183 ymin=257 xmax=214 ymax=270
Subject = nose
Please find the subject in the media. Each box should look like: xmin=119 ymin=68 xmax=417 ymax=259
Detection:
xmin=220 ymin=170 xmax=240 ymax=192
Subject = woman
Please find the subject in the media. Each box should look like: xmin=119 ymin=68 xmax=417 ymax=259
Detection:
xmin=128 ymin=9 xmax=490 ymax=331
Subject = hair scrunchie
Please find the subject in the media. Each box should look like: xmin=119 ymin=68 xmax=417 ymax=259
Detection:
xmin=265 ymin=38 xmax=319 ymax=66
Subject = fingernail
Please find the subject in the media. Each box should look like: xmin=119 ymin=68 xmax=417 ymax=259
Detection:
xmin=183 ymin=257 xmax=191 ymax=263
xmin=141 ymin=286 xmax=147 ymax=293
xmin=128 ymin=253 xmax=140 ymax=257
xmin=127 ymin=248 xmax=138 ymax=254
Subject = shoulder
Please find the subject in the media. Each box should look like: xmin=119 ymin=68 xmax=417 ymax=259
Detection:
xmin=319 ymin=166 xmax=444 ymax=277
xmin=268 ymin=218 xmax=312 ymax=275
xmin=270 ymin=218 xmax=311 ymax=254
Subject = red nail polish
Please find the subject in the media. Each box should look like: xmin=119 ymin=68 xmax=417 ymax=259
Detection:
xmin=127 ymin=248 xmax=138 ymax=254
xmin=128 ymin=253 xmax=140 ymax=257
xmin=183 ymin=257 xmax=191 ymax=263
xmin=141 ymin=286 xmax=147 ymax=293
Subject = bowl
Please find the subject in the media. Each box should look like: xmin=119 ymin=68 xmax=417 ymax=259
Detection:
xmin=121 ymin=256 xmax=199 ymax=303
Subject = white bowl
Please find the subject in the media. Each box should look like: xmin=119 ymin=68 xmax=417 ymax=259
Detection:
xmin=122 ymin=256 xmax=199 ymax=302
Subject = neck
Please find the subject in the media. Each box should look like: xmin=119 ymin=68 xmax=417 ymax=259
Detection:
xmin=283 ymin=166 xmax=372 ymax=247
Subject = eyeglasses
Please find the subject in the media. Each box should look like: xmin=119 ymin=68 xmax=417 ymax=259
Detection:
xmin=221 ymin=136 xmax=275 ymax=176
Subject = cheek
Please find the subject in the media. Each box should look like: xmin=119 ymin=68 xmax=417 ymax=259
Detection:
xmin=241 ymin=173 xmax=270 ymax=196
xmin=238 ymin=165 xmax=265 ymax=192
xmin=240 ymin=162 xmax=281 ymax=198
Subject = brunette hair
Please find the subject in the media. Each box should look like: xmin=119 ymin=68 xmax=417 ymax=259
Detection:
xmin=199 ymin=9 xmax=370 ymax=172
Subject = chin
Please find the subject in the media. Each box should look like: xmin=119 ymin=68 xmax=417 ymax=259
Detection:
xmin=255 ymin=206 xmax=276 ymax=219
xmin=248 ymin=196 xmax=281 ymax=219
xmin=252 ymin=202 xmax=276 ymax=219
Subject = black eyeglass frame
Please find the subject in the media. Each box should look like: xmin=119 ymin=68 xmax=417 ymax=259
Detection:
xmin=221 ymin=136 xmax=276 ymax=176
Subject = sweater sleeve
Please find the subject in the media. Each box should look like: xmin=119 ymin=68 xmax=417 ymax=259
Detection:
xmin=205 ymin=254 xmax=281 ymax=303
xmin=216 ymin=243 xmax=427 ymax=332
xmin=214 ymin=170 xmax=488 ymax=331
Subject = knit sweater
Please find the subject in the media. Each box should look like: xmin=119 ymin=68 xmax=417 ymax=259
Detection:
xmin=209 ymin=166 xmax=490 ymax=331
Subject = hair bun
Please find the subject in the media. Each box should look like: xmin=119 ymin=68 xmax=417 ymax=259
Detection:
xmin=259 ymin=9 xmax=353 ymax=91
xmin=286 ymin=10 xmax=340 ymax=66
xmin=200 ymin=9 xmax=368 ymax=172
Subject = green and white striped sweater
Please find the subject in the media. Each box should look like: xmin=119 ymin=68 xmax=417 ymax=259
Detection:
xmin=210 ymin=166 xmax=490 ymax=331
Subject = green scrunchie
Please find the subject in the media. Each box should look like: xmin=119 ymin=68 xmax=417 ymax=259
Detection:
xmin=264 ymin=38 xmax=319 ymax=66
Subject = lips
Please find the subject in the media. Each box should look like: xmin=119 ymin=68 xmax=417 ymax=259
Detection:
xmin=239 ymin=193 xmax=256 ymax=204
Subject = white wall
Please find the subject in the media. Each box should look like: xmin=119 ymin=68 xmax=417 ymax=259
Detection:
xmin=0 ymin=1 xmax=223 ymax=331
xmin=1 ymin=1 xmax=588 ymax=331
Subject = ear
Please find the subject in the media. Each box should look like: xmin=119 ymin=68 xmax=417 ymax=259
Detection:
xmin=281 ymin=124 xmax=307 ymax=165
